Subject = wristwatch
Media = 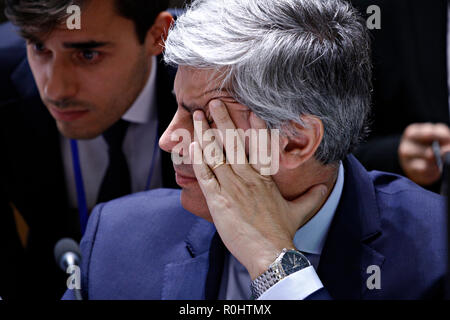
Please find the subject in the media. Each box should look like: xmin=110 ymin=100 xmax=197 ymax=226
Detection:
xmin=250 ymin=248 xmax=311 ymax=299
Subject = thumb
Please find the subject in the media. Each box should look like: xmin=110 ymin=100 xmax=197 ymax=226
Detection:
xmin=287 ymin=184 xmax=328 ymax=230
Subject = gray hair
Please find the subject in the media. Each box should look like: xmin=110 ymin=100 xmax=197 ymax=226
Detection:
xmin=164 ymin=0 xmax=372 ymax=164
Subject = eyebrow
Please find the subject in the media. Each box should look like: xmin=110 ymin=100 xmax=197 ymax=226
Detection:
xmin=179 ymin=88 xmax=232 ymax=113
xmin=62 ymin=41 xmax=112 ymax=49
xmin=24 ymin=34 xmax=113 ymax=50
xmin=23 ymin=34 xmax=42 ymax=44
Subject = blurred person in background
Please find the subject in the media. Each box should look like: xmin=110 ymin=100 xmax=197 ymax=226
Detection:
xmin=352 ymin=0 xmax=450 ymax=192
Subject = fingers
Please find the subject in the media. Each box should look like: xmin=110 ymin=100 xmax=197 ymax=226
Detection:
xmin=404 ymin=158 xmax=441 ymax=186
xmin=209 ymin=100 xmax=247 ymax=164
xmin=248 ymin=112 xmax=279 ymax=176
xmin=193 ymin=110 xmax=224 ymax=165
xmin=209 ymin=100 xmax=260 ymax=179
xmin=193 ymin=98 xmax=278 ymax=191
xmin=193 ymin=109 xmax=233 ymax=182
xmin=399 ymin=139 xmax=434 ymax=161
xmin=190 ymin=141 xmax=220 ymax=194
xmin=399 ymin=123 xmax=449 ymax=185
xmin=249 ymin=112 xmax=271 ymax=173
xmin=403 ymin=123 xmax=450 ymax=145
xmin=288 ymin=184 xmax=328 ymax=229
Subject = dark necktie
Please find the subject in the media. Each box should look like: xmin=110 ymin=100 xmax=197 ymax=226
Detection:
xmin=205 ymin=232 xmax=226 ymax=300
xmin=97 ymin=119 xmax=131 ymax=203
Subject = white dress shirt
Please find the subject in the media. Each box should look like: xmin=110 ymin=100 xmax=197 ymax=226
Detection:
xmin=218 ymin=162 xmax=345 ymax=300
xmin=61 ymin=56 xmax=162 ymax=211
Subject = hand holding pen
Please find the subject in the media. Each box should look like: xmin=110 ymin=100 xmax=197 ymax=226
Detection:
xmin=399 ymin=123 xmax=450 ymax=186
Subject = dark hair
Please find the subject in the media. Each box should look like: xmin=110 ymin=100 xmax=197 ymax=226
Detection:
xmin=5 ymin=0 xmax=169 ymax=43
xmin=113 ymin=0 xmax=170 ymax=43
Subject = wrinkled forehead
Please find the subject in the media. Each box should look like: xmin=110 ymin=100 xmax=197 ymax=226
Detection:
xmin=174 ymin=66 xmax=231 ymax=100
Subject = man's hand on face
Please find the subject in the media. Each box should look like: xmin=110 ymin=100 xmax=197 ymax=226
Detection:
xmin=398 ymin=123 xmax=450 ymax=186
xmin=189 ymin=99 xmax=328 ymax=280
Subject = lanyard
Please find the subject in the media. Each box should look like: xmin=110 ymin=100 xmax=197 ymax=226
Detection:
xmin=70 ymin=124 xmax=160 ymax=235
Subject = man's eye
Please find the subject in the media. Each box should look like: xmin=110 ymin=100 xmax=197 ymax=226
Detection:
xmin=78 ymin=50 xmax=101 ymax=63
xmin=32 ymin=42 xmax=46 ymax=54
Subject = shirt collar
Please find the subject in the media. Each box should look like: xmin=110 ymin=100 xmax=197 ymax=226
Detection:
xmin=293 ymin=162 xmax=345 ymax=255
xmin=122 ymin=56 xmax=157 ymax=124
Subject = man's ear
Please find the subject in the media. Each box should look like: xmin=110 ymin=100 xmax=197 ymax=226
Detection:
xmin=145 ymin=11 xmax=174 ymax=56
xmin=279 ymin=115 xmax=324 ymax=170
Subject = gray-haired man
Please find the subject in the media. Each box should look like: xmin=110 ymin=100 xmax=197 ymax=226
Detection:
xmin=64 ymin=0 xmax=447 ymax=300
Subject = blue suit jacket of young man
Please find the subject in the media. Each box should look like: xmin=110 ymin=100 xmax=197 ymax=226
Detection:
xmin=63 ymin=155 xmax=447 ymax=300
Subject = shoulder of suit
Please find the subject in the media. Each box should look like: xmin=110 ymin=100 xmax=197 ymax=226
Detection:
xmin=93 ymin=188 xmax=200 ymax=235
xmin=370 ymin=170 xmax=444 ymax=200
xmin=367 ymin=170 xmax=447 ymax=289
xmin=369 ymin=169 xmax=446 ymax=230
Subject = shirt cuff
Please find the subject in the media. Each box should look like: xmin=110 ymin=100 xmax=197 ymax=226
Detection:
xmin=257 ymin=266 xmax=323 ymax=300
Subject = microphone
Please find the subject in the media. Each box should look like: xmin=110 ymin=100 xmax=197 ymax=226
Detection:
xmin=54 ymin=238 xmax=83 ymax=300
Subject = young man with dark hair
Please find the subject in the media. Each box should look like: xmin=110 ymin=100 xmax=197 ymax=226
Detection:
xmin=0 ymin=0 xmax=178 ymax=299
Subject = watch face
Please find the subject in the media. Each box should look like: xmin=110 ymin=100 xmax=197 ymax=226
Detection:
xmin=281 ymin=251 xmax=310 ymax=275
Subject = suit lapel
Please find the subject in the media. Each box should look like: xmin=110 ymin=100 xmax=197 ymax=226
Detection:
xmin=161 ymin=218 xmax=217 ymax=299
xmin=317 ymin=155 xmax=385 ymax=299
xmin=204 ymin=232 xmax=227 ymax=300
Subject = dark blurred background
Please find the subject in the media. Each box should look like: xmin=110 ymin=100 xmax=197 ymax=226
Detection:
xmin=0 ymin=1 xmax=5 ymax=23
xmin=0 ymin=0 xmax=188 ymax=24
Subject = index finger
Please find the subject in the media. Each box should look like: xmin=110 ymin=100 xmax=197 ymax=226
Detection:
xmin=405 ymin=123 xmax=450 ymax=145
xmin=209 ymin=100 xmax=255 ymax=177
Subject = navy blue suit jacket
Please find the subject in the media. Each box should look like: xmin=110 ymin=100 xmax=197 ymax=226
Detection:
xmin=63 ymin=155 xmax=447 ymax=300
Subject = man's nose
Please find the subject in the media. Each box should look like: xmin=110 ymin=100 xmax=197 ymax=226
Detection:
xmin=44 ymin=58 xmax=78 ymax=102
xmin=159 ymin=111 xmax=191 ymax=157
